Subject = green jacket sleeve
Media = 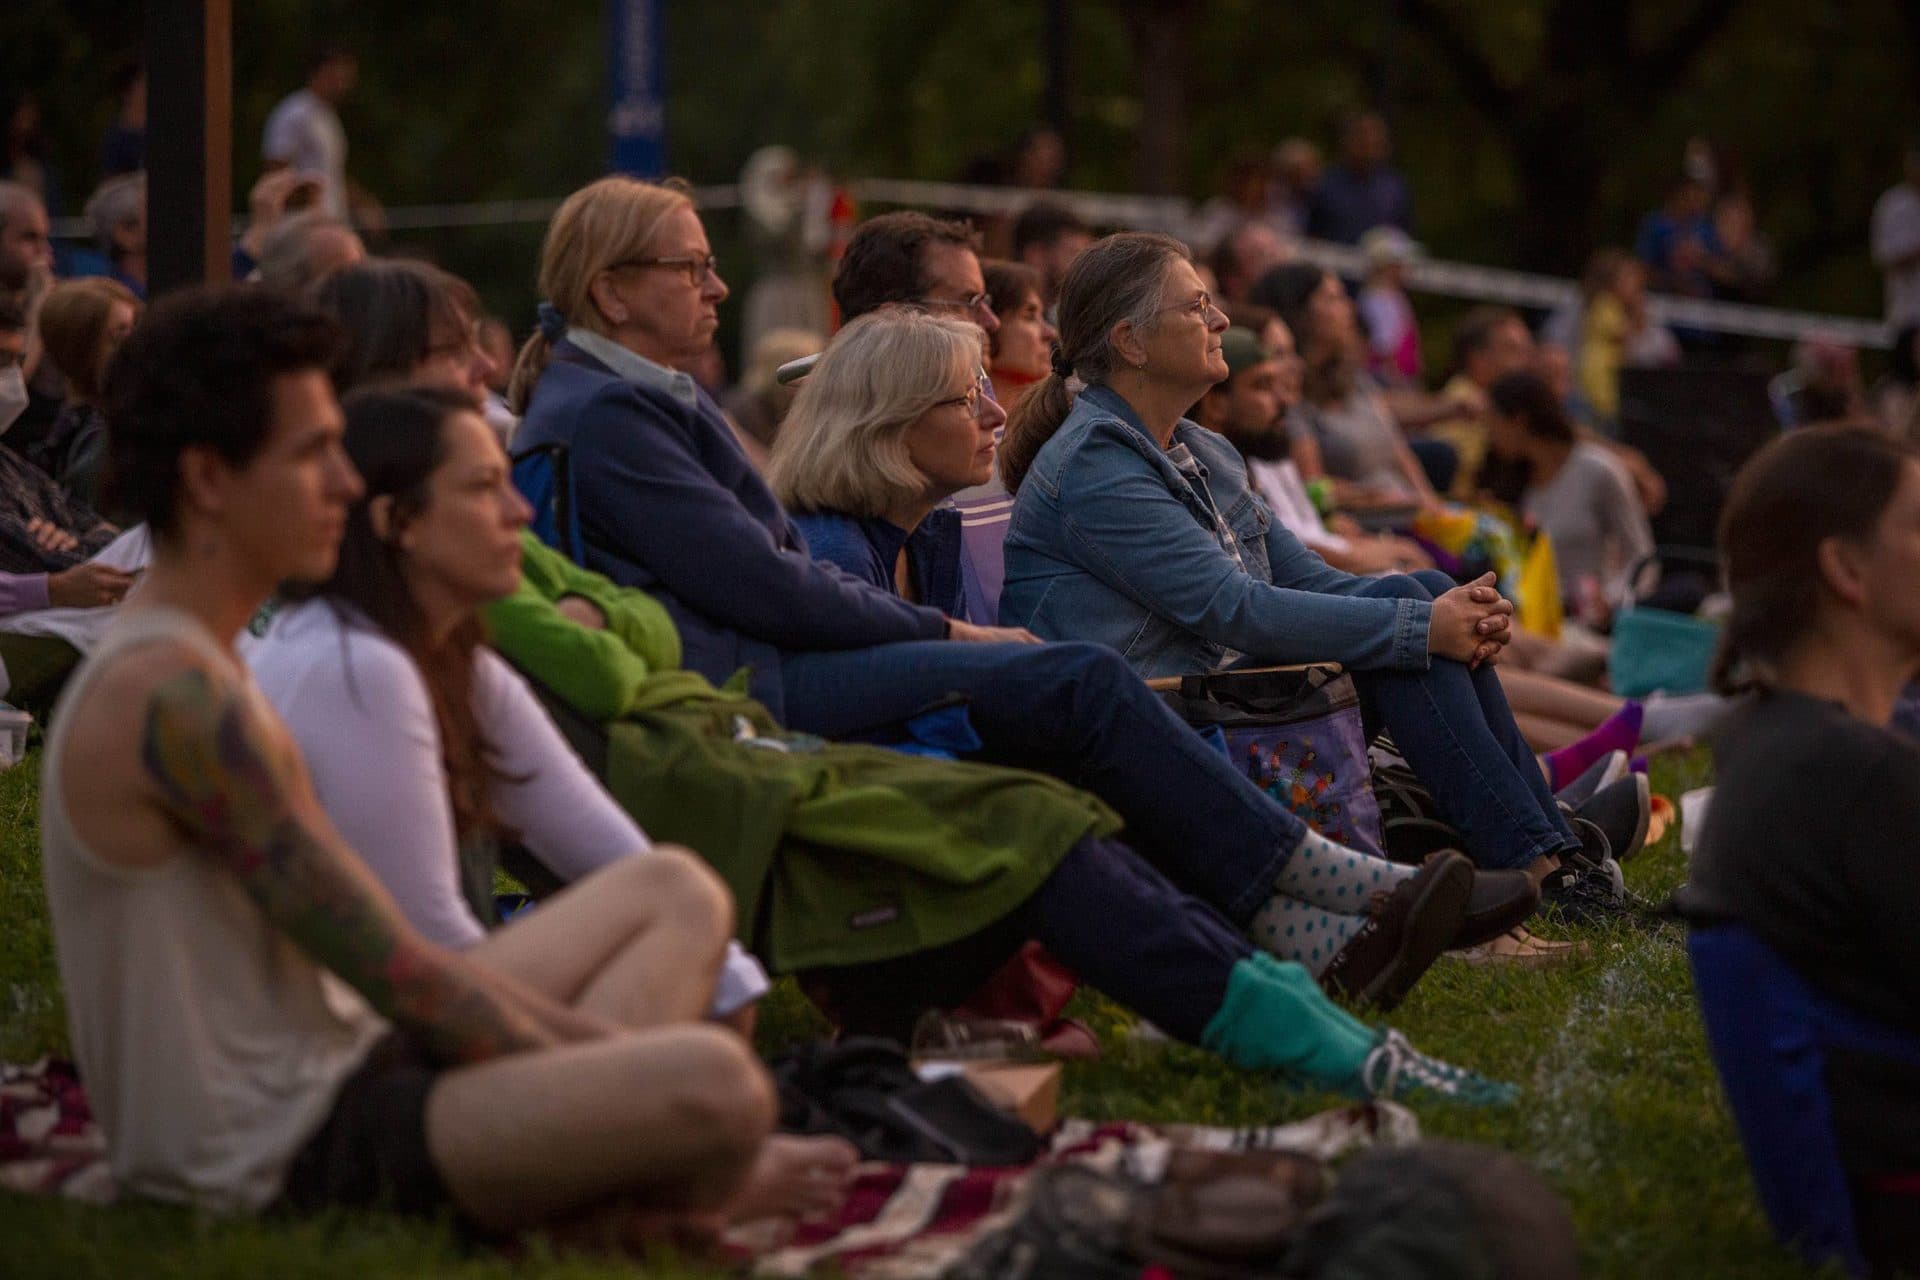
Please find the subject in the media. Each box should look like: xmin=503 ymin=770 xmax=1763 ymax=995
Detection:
xmin=486 ymin=534 xmax=683 ymax=722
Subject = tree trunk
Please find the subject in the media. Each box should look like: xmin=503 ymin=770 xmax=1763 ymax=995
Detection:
xmin=1128 ymin=0 xmax=1197 ymax=195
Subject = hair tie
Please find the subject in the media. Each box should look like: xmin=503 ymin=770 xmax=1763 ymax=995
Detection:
xmin=535 ymin=301 xmax=568 ymax=343
xmin=1049 ymin=344 xmax=1073 ymax=379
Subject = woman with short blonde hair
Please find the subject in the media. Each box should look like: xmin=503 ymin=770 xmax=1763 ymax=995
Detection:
xmin=768 ymin=307 xmax=987 ymax=523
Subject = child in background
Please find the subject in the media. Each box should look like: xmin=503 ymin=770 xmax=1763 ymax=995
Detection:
xmin=1357 ymin=227 xmax=1423 ymax=388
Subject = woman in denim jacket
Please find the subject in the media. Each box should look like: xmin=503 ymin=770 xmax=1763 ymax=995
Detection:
xmin=998 ymin=233 xmax=1620 ymax=921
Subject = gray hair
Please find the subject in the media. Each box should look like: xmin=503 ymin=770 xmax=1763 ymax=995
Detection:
xmin=256 ymin=211 xmax=364 ymax=295
xmin=84 ymin=173 xmax=145 ymax=251
xmin=766 ymin=307 xmax=985 ymax=518
xmin=999 ymin=231 xmax=1190 ymax=492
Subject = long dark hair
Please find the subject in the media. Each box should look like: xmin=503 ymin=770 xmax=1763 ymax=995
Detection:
xmin=999 ymin=231 xmax=1189 ymax=494
xmin=1711 ymin=424 xmax=1919 ymax=695
xmin=286 ymin=386 xmax=509 ymax=841
xmin=309 ymin=259 xmax=475 ymax=392
xmin=1487 ymin=371 xmax=1576 ymax=445
xmin=1251 ymin=262 xmax=1353 ymax=404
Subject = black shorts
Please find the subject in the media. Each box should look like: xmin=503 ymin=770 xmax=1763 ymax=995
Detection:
xmin=278 ymin=1031 xmax=451 ymax=1218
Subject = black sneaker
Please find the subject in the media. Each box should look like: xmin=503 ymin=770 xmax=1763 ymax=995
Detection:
xmin=1561 ymin=775 xmax=1651 ymax=862
xmin=1537 ymin=820 xmax=1653 ymax=927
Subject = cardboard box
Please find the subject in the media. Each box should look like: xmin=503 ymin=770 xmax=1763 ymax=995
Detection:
xmin=917 ymin=1059 xmax=1060 ymax=1134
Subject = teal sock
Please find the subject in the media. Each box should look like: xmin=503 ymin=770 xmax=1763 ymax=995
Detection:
xmin=1273 ymin=828 xmax=1414 ymax=912
xmin=1200 ymin=954 xmax=1518 ymax=1105
xmin=1200 ymin=953 xmax=1378 ymax=1089
xmin=1248 ymin=898 xmax=1369 ymax=977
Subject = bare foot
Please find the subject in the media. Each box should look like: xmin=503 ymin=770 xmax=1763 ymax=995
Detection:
xmin=726 ymin=1134 xmax=860 ymax=1225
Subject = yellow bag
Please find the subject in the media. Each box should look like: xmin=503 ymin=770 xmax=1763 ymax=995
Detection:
xmin=1516 ymin=533 xmax=1564 ymax=640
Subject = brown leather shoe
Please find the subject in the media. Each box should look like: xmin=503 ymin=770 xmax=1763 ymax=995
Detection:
xmin=1320 ymin=851 xmax=1474 ymax=1011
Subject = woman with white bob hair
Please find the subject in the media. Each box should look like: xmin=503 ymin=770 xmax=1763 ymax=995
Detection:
xmin=771 ymin=308 xmax=1000 ymax=619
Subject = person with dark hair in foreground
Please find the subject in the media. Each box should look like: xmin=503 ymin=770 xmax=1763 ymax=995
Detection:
xmin=1683 ymin=425 xmax=1920 ymax=1274
xmin=42 ymin=284 xmax=826 ymax=1253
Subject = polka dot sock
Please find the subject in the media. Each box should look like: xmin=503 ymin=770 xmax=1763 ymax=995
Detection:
xmin=1272 ymin=828 xmax=1416 ymax=913
xmin=1247 ymin=897 xmax=1369 ymax=977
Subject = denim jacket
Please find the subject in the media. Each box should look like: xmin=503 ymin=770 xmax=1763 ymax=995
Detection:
xmin=999 ymin=384 xmax=1433 ymax=678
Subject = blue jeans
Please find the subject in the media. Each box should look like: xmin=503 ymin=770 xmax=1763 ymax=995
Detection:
xmin=780 ymin=639 xmax=1300 ymax=925
xmin=809 ymin=835 xmax=1248 ymax=1045
xmin=1351 ymin=570 xmax=1579 ymax=869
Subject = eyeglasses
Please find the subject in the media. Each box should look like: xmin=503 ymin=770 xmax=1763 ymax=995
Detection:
xmin=611 ymin=253 xmax=721 ymax=287
xmin=934 ymin=369 xmax=993 ymax=417
xmin=919 ymin=292 xmax=992 ymax=316
xmin=1155 ymin=291 xmax=1223 ymax=323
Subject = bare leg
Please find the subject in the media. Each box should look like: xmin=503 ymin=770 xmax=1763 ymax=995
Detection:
xmin=728 ymin=1135 xmax=861 ymax=1224
xmin=1515 ymin=711 xmax=1584 ymax=753
xmin=426 ymin=1025 xmax=774 ymax=1235
xmin=1498 ymin=667 xmax=1625 ymax=731
xmin=471 ymin=847 xmax=732 ymax=1029
xmin=467 ymin=852 xmax=857 ymax=1229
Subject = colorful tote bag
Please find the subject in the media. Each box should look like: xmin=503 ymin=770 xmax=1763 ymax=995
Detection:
xmin=1158 ymin=666 xmax=1387 ymax=859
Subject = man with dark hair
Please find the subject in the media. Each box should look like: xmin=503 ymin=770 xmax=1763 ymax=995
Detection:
xmin=831 ymin=211 xmax=996 ymax=333
xmin=1010 ymin=201 xmax=1091 ymax=309
xmin=1210 ymin=220 xmax=1289 ymax=308
xmin=1306 ymin=111 xmax=1413 ymax=246
xmin=263 ymin=47 xmax=361 ymax=220
xmin=48 ymin=284 xmax=800 ymax=1247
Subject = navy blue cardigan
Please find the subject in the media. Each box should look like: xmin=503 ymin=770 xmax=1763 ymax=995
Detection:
xmin=513 ymin=342 xmax=948 ymax=711
xmin=789 ymin=508 xmax=971 ymax=623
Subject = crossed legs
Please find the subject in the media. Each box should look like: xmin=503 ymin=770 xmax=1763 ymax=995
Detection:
xmin=432 ymin=849 xmax=853 ymax=1243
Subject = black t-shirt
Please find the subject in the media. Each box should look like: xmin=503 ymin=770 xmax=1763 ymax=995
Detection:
xmin=1685 ymin=689 xmax=1920 ymax=1177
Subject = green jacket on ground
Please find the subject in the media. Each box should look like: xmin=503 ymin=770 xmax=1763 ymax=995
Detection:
xmin=486 ymin=533 xmax=1119 ymax=973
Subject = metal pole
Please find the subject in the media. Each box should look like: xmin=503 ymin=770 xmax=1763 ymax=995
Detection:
xmin=1044 ymin=0 xmax=1071 ymax=144
xmin=147 ymin=0 xmax=232 ymax=294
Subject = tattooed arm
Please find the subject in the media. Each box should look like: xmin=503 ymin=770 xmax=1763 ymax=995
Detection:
xmin=141 ymin=664 xmax=608 ymax=1065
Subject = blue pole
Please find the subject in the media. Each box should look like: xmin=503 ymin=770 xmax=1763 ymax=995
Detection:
xmin=608 ymin=0 xmax=667 ymax=177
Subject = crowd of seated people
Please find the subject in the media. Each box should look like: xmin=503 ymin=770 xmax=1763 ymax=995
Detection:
xmin=5 ymin=136 xmax=1904 ymax=1271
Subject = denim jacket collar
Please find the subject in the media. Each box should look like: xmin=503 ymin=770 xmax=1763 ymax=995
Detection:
xmin=1072 ymin=384 xmax=1227 ymax=529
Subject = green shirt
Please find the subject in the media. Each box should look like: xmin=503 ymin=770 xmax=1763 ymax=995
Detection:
xmin=487 ymin=533 xmax=1119 ymax=972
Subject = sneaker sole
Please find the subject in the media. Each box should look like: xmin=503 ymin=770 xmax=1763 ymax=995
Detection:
xmin=1617 ymin=775 xmax=1652 ymax=861
xmin=1360 ymin=853 xmax=1476 ymax=1011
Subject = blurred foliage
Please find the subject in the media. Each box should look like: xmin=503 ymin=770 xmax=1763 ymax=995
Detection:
xmin=3 ymin=0 xmax=1914 ymax=344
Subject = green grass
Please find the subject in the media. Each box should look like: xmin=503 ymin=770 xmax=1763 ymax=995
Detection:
xmin=0 ymin=748 xmax=1820 ymax=1277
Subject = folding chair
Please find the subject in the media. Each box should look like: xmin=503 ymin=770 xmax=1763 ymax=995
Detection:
xmin=1688 ymin=921 xmax=1920 ymax=1276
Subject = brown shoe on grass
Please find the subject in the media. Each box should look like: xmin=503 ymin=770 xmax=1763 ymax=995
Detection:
xmin=1320 ymin=851 xmax=1475 ymax=1011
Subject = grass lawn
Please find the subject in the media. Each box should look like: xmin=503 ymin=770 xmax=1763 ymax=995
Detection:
xmin=0 ymin=746 xmax=1818 ymax=1277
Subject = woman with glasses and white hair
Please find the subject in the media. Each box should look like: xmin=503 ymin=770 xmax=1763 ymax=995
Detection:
xmin=1000 ymin=233 xmax=1631 ymax=932
xmin=771 ymin=308 xmax=1000 ymax=618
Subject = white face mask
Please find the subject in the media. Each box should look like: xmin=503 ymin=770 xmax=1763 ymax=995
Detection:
xmin=0 ymin=367 xmax=26 ymax=437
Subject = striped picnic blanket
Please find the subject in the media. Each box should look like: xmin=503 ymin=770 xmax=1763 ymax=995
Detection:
xmin=0 ymin=1058 xmax=112 ymax=1204
xmin=727 ymin=1102 xmax=1420 ymax=1278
